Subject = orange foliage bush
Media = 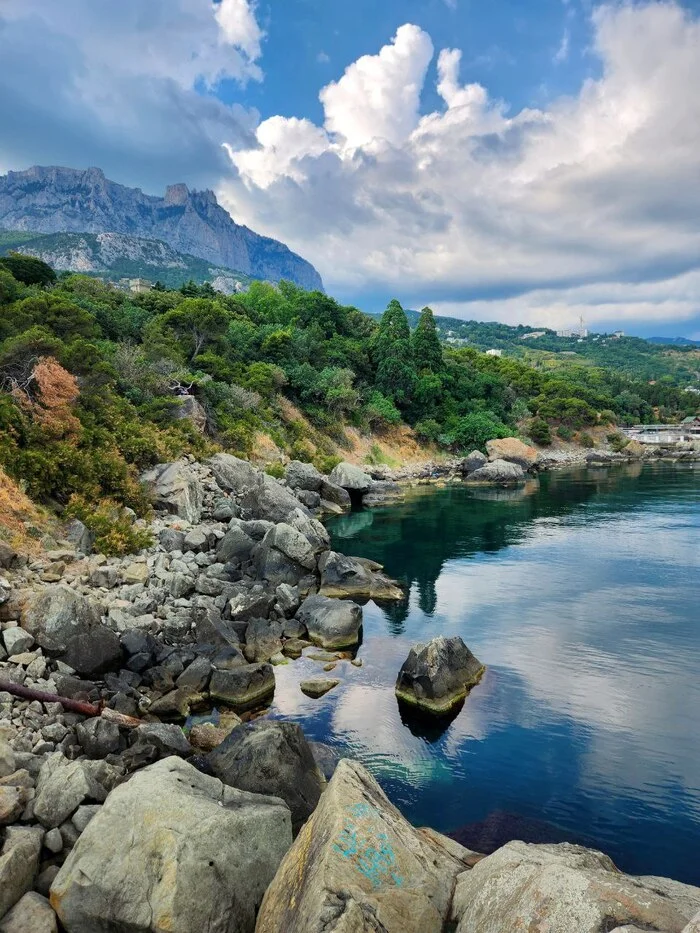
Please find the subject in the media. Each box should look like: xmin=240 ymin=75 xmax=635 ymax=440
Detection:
xmin=15 ymin=356 xmax=81 ymax=439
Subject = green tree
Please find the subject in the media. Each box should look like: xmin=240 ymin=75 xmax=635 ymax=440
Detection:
xmin=374 ymin=299 xmax=416 ymax=405
xmin=0 ymin=253 xmax=57 ymax=287
xmin=412 ymin=307 xmax=443 ymax=373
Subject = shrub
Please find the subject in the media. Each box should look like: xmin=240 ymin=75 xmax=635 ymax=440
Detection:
xmin=529 ymin=417 xmax=552 ymax=446
xmin=0 ymin=253 xmax=56 ymax=287
xmin=66 ymin=495 xmax=153 ymax=556
xmin=313 ymin=453 xmax=342 ymax=475
xmin=265 ymin=462 xmax=285 ymax=479
xmin=414 ymin=419 xmax=441 ymax=442
xmin=557 ymin=425 xmax=574 ymax=442
xmin=607 ymin=432 xmax=629 ymax=453
xmin=579 ymin=432 xmax=595 ymax=448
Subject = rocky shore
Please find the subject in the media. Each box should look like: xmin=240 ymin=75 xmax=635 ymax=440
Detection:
xmin=1 ymin=450 xmax=700 ymax=932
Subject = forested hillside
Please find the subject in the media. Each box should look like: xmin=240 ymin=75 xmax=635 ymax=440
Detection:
xmin=397 ymin=313 xmax=700 ymax=387
xmin=0 ymin=253 xmax=697 ymax=523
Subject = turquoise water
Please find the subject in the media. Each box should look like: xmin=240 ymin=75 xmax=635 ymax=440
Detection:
xmin=269 ymin=462 xmax=700 ymax=883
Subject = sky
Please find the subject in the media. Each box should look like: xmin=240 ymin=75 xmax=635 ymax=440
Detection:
xmin=1 ymin=0 xmax=700 ymax=337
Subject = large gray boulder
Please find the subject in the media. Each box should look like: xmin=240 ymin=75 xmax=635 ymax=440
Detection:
xmin=328 ymin=461 xmax=372 ymax=492
xmin=207 ymin=452 xmax=260 ymax=493
xmin=296 ymin=594 xmax=363 ymax=649
xmin=395 ymin=635 xmax=485 ymax=714
xmin=256 ymin=759 xmax=471 ymax=933
xmin=140 ymin=460 xmax=203 ymax=523
xmin=0 ymin=827 xmax=43 ymax=921
xmin=173 ymin=395 xmax=207 ymax=433
xmin=458 ymin=450 xmax=488 ymax=475
xmin=319 ymin=479 xmax=351 ymax=510
xmin=285 ymin=460 xmax=323 ymax=492
xmin=241 ymin=475 xmax=311 ymax=525
xmin=0 ymin=893 xmax=57 ymax=933
xmin=450 ymin=841 xmax=700 ymax=933
xmin=259 ymin=523 xmax=318 ymax=571
xmin=50 ymin=757 xmax=292 ymax=933
xmin=21 ymin=585 xmax=103 ymax=653
xmin=209 ymin=662 xmax=275 ymax=710
xmin=34 ymin=754 xmax=121 ymax=829
xmin=61 ymin=626 xmax=122 ymax=677
xmin=466 ymin=458 xmax=525 ymax=484
xmin=208 ymin=720 xmax=325 ymax=835
xmin=216 ymin=524 xmax=256 ymax=563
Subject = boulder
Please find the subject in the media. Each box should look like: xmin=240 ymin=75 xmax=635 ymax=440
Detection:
xmin=208 ymin=720 xmax=325 ymax=835
xmin=363 ymin=480 xmax=403 ymax=507
xmin=0 ymin=741 xmax=15 ymax=779
xmin=174 ymin=395 xmax=207 ymax=433
xmin=75 ymin=718 xmax=122 ymax=759
xmin=209 ymin=663 xmax=275 ymax=711
xmin=207 ymin=452 xmax=260 ymax=493
xmin=50 ymin=757 xmax=292 ymax=933
xmin=260 ymin=523 xmax=318 ymax=570
xmin=395 ymin=635 xmax=485 ymax=714
xmin=241 ymin=475 xmax=310 ymax=525
xmin=33 ymin=754 xmax=120 ymax=829
xmin=244 ymin=618 xmax=284 ymax=663
xmin=0 ymin=827 xmax=43 ymax=921
xmin=328 ymin=461 xmax=372 ymax=492
xmin=318 ymin=550 xmax=402 ymax=600
xmin=2 ymin=627 xmax=34 ymax=656
xmin=0 ymin=893 xmax=57 ymax=933
xmin=63 ymin=518 xmax=94 ymax=555
xmin=216 ymin=524 xmax=256 ymax=563
xmin=21 ymin=585 xmax=103 ymax=653
xmin=0 ymin=786 xmax=27 ymax=824
xmin=256 ymin=759 xmax=470 ymax=933
xmin=458 ymin=450 xmax=488 ymax=475
xmin=285 ymin=460 xmax=323 ymax=492
xmin=62 ymin=626 xmax=122 ymax=677
xmin=140 ymin=461 xmax=203 ymax=523
xmin=450 ymin=841 xmax=700 ymax=933
xmin=487 ymin=437 xmax=539 ymax=469
xmin=466 ymin=459 xmax=525 ymax=484
xmin=0 ymin=542 xmax=18 ymax=571
xmin=296 ymin=594 xmax=363 ymax=649
xmin=227 ymin=586 xmax=275 ymax=623
xmin=319 ymin=479 xmax=351 ymax=510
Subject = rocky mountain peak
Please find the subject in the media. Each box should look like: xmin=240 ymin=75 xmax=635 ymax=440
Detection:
xmin=0 ymin=165 xmax=323 ymax=291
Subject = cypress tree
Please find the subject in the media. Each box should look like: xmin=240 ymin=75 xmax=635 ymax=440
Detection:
xmin=412 ymin=306 xmax=443 ymax=373
xmin=374 ymin=299 xmax=416 ymax=405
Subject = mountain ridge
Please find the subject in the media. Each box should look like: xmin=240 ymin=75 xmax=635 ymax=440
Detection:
xmin=0 ymin=165 xmax=323 ymax=291
xmin=0 ymin=230 xmax=254 ymax=292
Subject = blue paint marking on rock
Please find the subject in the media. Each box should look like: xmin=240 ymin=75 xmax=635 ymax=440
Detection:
xmin=332 ymin=802 xmax=404 ymax=888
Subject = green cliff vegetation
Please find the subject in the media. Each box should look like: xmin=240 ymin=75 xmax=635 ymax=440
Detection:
xmin=0 ymin=255 xmax=697 ymax=517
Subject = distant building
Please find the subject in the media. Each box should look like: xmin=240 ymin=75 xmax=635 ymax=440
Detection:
xmin=684 ymin=387 xmax=700 ymax=396
xmin=557 ymin=315 xmax=588 ymax=339
xmin=118 ymin=277 xmax=152 ymax=294
xmin=520 ymin=331 xmax=547 ymax=340
xmin=613 ymin=330 xmax=625 ymax=338
xmin=485 ymin=348 xmax=502 ymax=357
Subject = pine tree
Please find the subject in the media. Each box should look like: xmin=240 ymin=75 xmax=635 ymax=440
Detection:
xmin=412 ymin=307 xmax=443 ymax=373
xmin=374 ymin=299 xmax=416 ymax=405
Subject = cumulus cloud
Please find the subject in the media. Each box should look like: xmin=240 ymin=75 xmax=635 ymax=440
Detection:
xmin=0 ymin=0 xmax=263 ymax=191
xmin=220 ymin=3 xmax=700 ymax=329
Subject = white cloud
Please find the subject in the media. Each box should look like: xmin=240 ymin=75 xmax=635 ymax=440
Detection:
xmin=220 ymin=2 xmax=700 ymax=329
xmin=553 ymin=27 xmax=571 ymax=64
xmin=0 ymin=0 xmax=263 ymax=190
xmin=319 ymin=24 xmax=434 ymax=150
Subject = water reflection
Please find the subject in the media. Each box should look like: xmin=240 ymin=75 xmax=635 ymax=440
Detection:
xmin=270 ymin=463 xmax=700 ymax=884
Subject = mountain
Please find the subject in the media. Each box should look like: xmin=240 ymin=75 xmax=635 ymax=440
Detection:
xmin=0 ymin=165 xmax=323 ymax=291
xmin=0 ymin=230 xmax=254 ymax=293
xmin=646 ymin=336 xmax=700 ymax=347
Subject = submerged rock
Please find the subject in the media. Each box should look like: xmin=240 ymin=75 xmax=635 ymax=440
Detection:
xmin=318 ymin=550 xmax=402 ymax=600
xmin=450 ymin=841 xmax=700 ymax=933
xmin=395 ymin=635 xmax=485 ymax=714
xmin=208 ymin=720 xmax=325 ymax=836
xmin=296 ymin=594 xmax=363 ymax=649
xmin=50 ymin=757 xmax=292 ymax=933
xmin=300 ymin=678 xmax=340 ymax=698
xmin=256 ymin=759 xmax=471 ymax=933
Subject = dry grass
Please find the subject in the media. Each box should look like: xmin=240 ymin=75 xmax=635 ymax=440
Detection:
xmin=0 ymin=467 xmax=53 ymax=553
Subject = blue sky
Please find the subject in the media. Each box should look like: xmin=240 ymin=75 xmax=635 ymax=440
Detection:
xmin=1 ymin=0 xmax=700 ymax=337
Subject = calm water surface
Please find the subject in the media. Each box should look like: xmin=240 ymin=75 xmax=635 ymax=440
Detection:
xmin=269 ymin=462 xmax=700 ymax=883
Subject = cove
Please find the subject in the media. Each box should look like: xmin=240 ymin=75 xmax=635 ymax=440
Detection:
xmin=268 ymin=461 xmax=700 ymax=885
